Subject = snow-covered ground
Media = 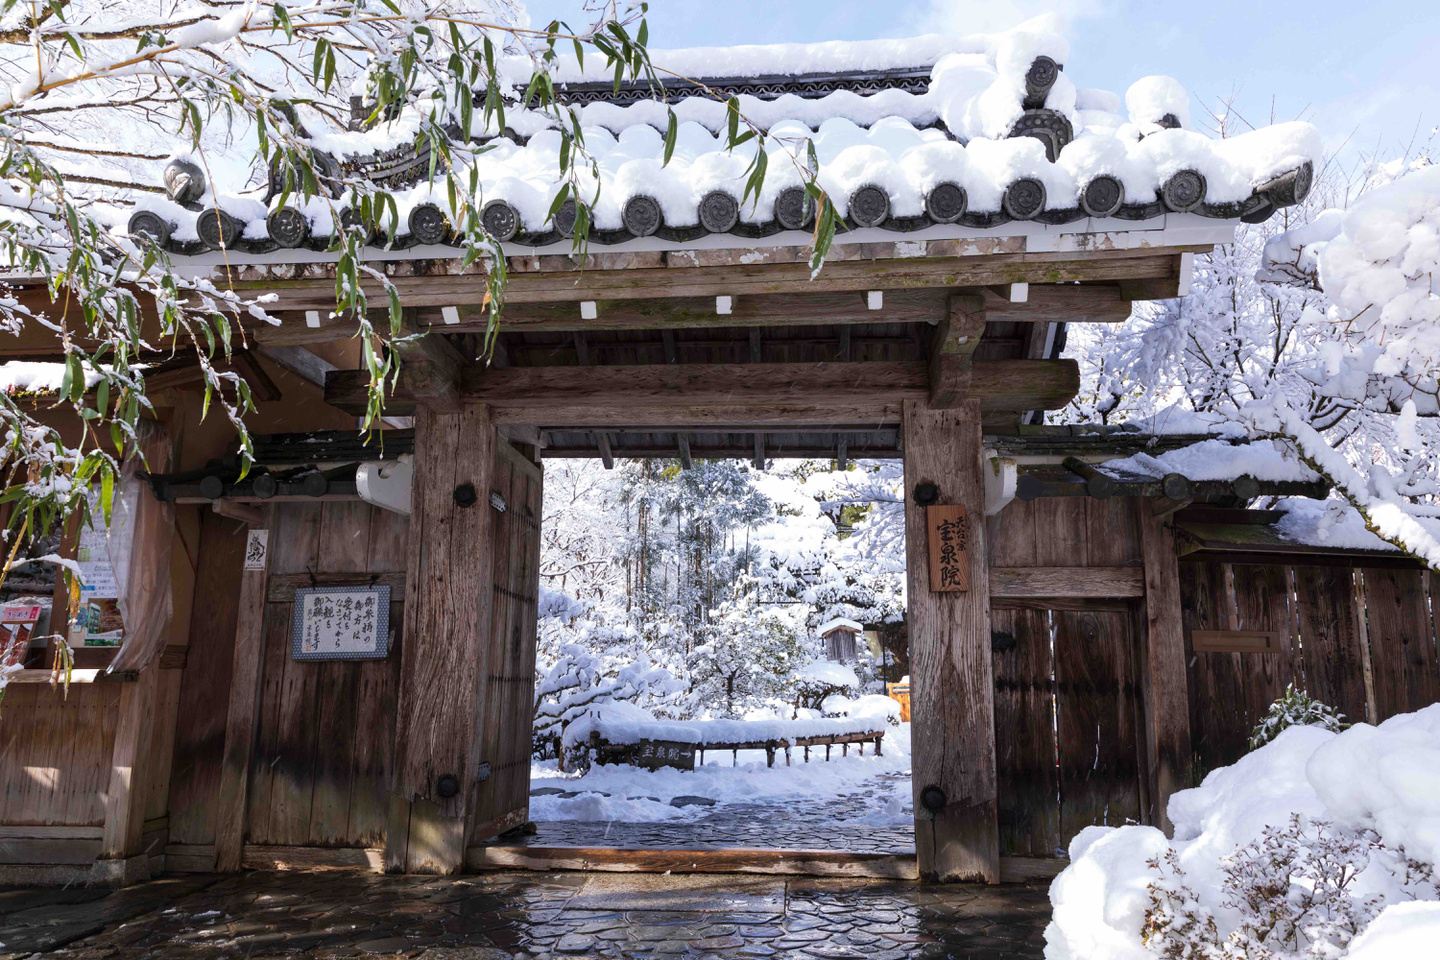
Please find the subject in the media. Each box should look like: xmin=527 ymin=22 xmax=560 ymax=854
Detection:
xmin=1046 ymin=705 xmax=1440 ymax=959
xmin=531 ymin=722 xmax=912 ymax=825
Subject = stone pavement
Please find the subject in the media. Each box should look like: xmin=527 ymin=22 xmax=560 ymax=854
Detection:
xmin=0 ymin=869 xmax=1052 ymax=959
xmin=522 ymin=773 xmax=914 ymax=854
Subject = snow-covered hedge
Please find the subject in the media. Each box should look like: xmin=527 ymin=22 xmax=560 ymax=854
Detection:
xmin=1046 ymin=705 xmax=1440 ymax=959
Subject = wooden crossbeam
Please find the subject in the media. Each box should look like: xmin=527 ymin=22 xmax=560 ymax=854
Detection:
xmin=677 ymin=434 xmax=693 ymax=469
xmin=323 ymin=359 xmax=1080 ymax=423
xmin=229 ymin=248 xmax=1186 ymax=314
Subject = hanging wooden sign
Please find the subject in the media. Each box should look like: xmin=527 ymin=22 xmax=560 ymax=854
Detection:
xmin=927 ymin=504 xmax=971 ymax=592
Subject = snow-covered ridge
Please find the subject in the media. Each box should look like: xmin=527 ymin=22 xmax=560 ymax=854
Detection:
xmin=123 ymin=19 xmax=1321 ymax=257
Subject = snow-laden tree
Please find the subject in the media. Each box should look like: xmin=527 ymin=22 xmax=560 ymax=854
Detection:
xmin=0 ymin=1 xmax=842 ymax=690
xmin=686 ymin=589 xmax=806 ymax=718
xmin=1065 ymin=140 xmax=1440 ymax=567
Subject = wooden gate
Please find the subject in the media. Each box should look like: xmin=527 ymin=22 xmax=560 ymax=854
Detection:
xmin=992 ymin=604 xmax=1144 ymax=858
xmin=468 ymin=441 xmax=544 ymax=842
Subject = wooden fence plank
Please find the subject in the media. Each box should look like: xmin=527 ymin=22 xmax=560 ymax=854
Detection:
xmin=1138 ymin=512 xmax=1190 ymax=836
xmin=991 ymin=607 xmax=1059 ymax=858
xmin=1360 ymin=567 xmax=1440 ymax=720
xmin=1292 ymin=565 xmax=1369 ymax=724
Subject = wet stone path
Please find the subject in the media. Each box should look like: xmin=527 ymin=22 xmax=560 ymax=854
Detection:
xmin=522 ymin=773 xmax=914 ymax=854
xmin=0 ymin=870 xmax=1051 ymax=960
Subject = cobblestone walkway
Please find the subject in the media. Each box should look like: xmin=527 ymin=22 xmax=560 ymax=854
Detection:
xmin=0 ymin=870 xmax=1051 ymax=959
xmin=522 ymin=774 xmax=914 ymax=854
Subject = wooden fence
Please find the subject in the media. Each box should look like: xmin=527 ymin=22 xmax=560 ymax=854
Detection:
xmin=1179 ymin=559 xmax=1440 ymax=775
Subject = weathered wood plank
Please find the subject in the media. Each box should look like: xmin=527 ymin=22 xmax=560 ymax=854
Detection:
xmin=233 ymin=247 xmax=1183 ymax=312
xmin=1292 ymin=565 xmax=1370 ymax=723
xmin=466 ymin=845 xmax=920 ymax=880
xmin=1358 ymin=567 xmax=1440 ymax=720
xmin=1138 ymin=512 xmax=1191 ymax=837
xmin=1055 ymin=608 xmax=1142 ymax=840
xmin=213 ymin=508 xmax=273 ymax=873
xmin=1031 ymin=497 xmax=1088 ymax=567
xmin=989 ymin=567 xmax=1145 ymax=599
xmin=903 ymin=399 xmax=998 ymax=883
xmin=325 ymin=359 xmax=1080 ymax=421
xmin=991 ymin=607 xmax=1059 ymax=858
xmin=100 ymin=665 xmax=161 ymax=859
xmin=389 ymin=404 xmax=498 ymax=873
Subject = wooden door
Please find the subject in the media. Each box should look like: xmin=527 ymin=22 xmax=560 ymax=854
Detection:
xmin=469 ymin=441 xmax=543 ymax=841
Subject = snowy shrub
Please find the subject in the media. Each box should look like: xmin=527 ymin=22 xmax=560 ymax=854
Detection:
xmin=792 ymin=658 xmax=861 ymax=713
xmin=1046 ymin=705 xmax=1440 ymax=960
xmin=1250 ymin=684 xmax=1349 ymax=751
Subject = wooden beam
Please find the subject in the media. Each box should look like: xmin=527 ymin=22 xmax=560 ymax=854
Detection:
xmin=989 ymin=566 xmax=1145 ymax=599
xmin=1138 ymin=510 xmax=1191 ymax=836
xmin=228 ymin=248 xmax=1185 ymax=313
xmin=391 ymin=311 xmax=466 ymax=408
xmin=324 ymin=359 xmax=1081 ymax=422
xmin=253 ymin=284 xmax=1136 ymax=344
xmin=388 ymin=404 xmax=497 ymax=873
xmin=467 ymin=844 xmax=919 ymax=880
xmin=904 ymin=399 xmax=999 ymax=883
xmin=596 ymin=432 xmax=615 ymax=469
xmin=752 ymin=433 xmax=764 ymax=470
xmin=214 ymin=510 xmax=273 ymax=873
xmin=837 ymin=438 xmax=848 ymax=470
xmin=677 ymin=434 xmax=693 ymax=469
xmin=928 ymin=294 xmax=987 ymax=408
xmin=661 ymin=329 xmax=677 ymax=363
xmin=258 ymin=344 xmax=337 ymax=388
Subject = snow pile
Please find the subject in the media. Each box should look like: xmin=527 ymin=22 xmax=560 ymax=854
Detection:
xmin=531 ymin=721 xmax=912 ymax=823
xmin=144 ymin=15 xmax=1319 ymax=245
xmin=1045 ymin=706 xmax=1440 ymax=959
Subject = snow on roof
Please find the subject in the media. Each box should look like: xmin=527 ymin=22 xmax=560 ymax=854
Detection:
xmin=1099 ymin=438 xmax=1321 ymax=484
xmin=118 ymin=18 xmax=1320 ymax=258
xmin=817 ymin=616 xmax=864 ymax=635
xmin=1270 ymin=497 xmax=1440 ymax=554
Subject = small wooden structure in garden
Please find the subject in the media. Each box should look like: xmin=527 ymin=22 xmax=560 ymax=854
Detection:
xmin=2 ymin=30 xmax=1433 ymax=890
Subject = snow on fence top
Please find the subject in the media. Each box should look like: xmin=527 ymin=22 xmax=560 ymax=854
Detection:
xmin=565 ymin=713 xmax=887 ymax=749
xmin=121 ymin=17 xmax=1320 ymax=257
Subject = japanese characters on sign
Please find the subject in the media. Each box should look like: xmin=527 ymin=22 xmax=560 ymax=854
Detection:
xmin=636 ymin=738 xmax=697 ymax=771
xmin=290 ymin=585 xmax=391 ymax=661
xmin=244 ymin=530 xmax=269 ymax=571
xmin=926 ymin=504 xmax=971 ymax=592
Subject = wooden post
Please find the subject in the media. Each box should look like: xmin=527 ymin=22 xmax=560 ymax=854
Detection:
xmin=1138 ymin=509 xmax=1191 ymax=836
xmin=903 ymin=398 xmax=999 ymax=883
xmin=387 ymin=403 xmax=496 ymax=874
xmin=97 ymin=663 xmax=161 ymax=882
xmin=213 ymin=512 xmax=272 ymax=873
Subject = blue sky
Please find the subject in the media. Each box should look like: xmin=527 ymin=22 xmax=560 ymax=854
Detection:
xmin=523 ymin=0 xmax=1440 ymax=163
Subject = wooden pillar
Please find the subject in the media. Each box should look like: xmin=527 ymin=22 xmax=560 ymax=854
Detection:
xmin=95 ymin=664 xmax=161 ymax=884
xmin=213 ymin=510 xmax=273 ymax=872
xmin=1138 ymin=509 xmax=1191 ymax=836
xmin=903 ymin=398 xmax=999 ymax=883
xmin=386 ymin=403 xmax=496 ymax=874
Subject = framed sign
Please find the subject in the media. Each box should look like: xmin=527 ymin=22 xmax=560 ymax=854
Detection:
xmin=291 ymin=585 xmax=391 ymax=661
xmin=636 ymin=739 xmax=696 ymax=771
xmin=926 ymin=504 xmax=971 ymax=592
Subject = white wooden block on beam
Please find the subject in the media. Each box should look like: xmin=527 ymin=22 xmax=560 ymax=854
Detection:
xmin=580 ymin=301 xmax=598 ymax=320
xmin=357 ymin=455 xmax=414 ymax=517
xmin=716 ymin=295 xmax=733 ymax=315
xmin=867 ymin=291 xmax=883 ymax=310
xmin=441 ymin=305 xmax=461 ymax=325
xmin=305 ymin=310 xmax=322 ymax=328
xmin=1009 ymin=283 xmax=1029 ymax=303
xmin=983 ymin=452 xmax=1018 ymax=516
xmin=1177 ymin=252 xmax=1195 ymax=296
